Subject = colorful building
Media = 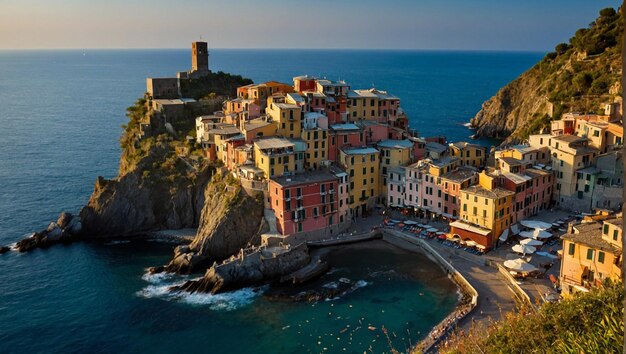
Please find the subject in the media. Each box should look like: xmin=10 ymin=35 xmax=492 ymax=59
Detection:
xmin=269 ymin=171 xmax=339 ymax=236
xmin=338 ymin=147 xmax=380 ymax=217
xmin=327 ymin=123 xmax=364 ymax=162
xmin=560 ymin=216 xmax=622 ymax=296
xmin=267 ymin=101 xmax=302 ymax=139
xmin=253 ymin=137 xmax=296 ymax=179
xmin=453 ymin=172 xmax=515 ymax=250
xmin=241 ymin=119 xmax=277 ymax=143
xmin=529 ymin=134 xmax=599 ymax=211
xmin=377 ymin=139 xmax=413 ymax=202
xmin=449 ymin=142 xmax=486 ymax=169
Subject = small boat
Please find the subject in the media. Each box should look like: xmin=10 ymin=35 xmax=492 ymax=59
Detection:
xmin=368 ymin=326 xmax=377 ymax=331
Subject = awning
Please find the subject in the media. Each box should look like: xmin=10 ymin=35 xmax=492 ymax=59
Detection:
xmin=499 ymin=229 xmax=510 ymax=242
xmin=573 ymin=285 xmax=590 ymax=293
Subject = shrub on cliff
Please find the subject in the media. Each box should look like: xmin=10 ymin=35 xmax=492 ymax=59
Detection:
xmin=439 ymin=281 xmax=624 ymax=354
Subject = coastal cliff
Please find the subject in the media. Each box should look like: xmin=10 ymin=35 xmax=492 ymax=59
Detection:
xmin=16 ymin=71 xmax=253 ymax=251
xmin=471 ymin=8 xmax=622 ymax=144
xmin=165 ymin=171 xmax=267 ymax=273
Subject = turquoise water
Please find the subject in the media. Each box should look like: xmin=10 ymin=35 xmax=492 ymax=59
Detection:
xmin=0 ymin=49 xmax=542 ymax=353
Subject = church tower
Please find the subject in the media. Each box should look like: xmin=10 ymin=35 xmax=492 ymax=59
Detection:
xmin=191 ymin=41 xmax=209 ymax=73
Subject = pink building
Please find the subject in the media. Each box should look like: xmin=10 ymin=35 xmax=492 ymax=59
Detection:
xmin=327 ymin=123 xmax=364 ymax=163
xmin=269 ymin=171 xmax=339 ymax=236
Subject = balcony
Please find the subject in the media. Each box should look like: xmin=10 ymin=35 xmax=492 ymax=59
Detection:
xmin=297 ymin=206 xmax=304 ymax=211
xmin=329 ymin=189 xmax=335 ymax=194
xmin=285 ymin=197 xmax=291 ymax=202
xmin=320 ymin=191 xmax=326 ymax=196
xmin=296 ymin=195 xmax=303 ymax=200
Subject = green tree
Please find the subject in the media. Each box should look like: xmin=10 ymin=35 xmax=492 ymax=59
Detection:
xmin=555 ymin=43 xmax=569 ymax=55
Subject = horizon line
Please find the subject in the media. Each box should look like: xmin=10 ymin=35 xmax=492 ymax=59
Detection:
xmin=0 ymin=47 xmax=548 ymax=53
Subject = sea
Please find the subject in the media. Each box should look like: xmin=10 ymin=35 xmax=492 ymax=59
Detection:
xmin=0 ymin=49 xmax=543 ymax=353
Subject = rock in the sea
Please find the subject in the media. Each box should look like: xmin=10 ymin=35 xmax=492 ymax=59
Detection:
xmin=46 ymin=224 xmax=63 ymax=241
xmin=0 ymin=246 xmax=10 ymax=254
xmin=56 ymin=212 xmax=73 ymax=229
xmin=175 ymin=243 xmax=310 ymax=294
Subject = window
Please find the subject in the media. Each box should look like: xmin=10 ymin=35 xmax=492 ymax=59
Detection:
xmin=586 ymin=249 xmax=594 ymax=260
xmin=613 ymin=230 xmax=619 ymax=241
xmin=568 ymin=243 xmax=575 ymax=255
xmin=603 ymin=224 xmax=609 ymax=234
xmin=598 ymin=251 xmax=605 ymax=263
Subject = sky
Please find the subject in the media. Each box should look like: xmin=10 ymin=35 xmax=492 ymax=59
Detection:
xmin=0 ymin=0 xmax=621 ymax=51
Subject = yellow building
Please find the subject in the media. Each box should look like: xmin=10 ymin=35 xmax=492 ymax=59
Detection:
xmin=302 ymin=128 xmax=328 ymax=170
xmin=208 ymin=125 xmax=241 ymax=163
xmin=267 ymin=101 xmax=302 ymax=139
xmin=338 ymin=147 xmax=380 ymax=217
xmin=495 ymin=144 xmax=551 ymax=165
xmin=560 ymin=216 xmax=622 ymax=296
xmin=528 ymin=134 xmax=599 ymax=211
xmin=449 ymin=142 xmax=486 ymax=169
xmin=241 ymin=119 xmax=277 ymax=143
xmin=377 ymin=139 xmax=413 ymax=200
xmin=253 ymin=137 xmax=296 ymax=179
xmin=347 ymin=89 xmax=400 ymax=123
xmin=456 ymin=172 xmax=514 ymax=249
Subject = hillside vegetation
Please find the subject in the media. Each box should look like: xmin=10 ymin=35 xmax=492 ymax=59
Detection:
xmin=438 ymin=281 xmax=624 ymax=354
xmin=471 ymin=7 xmax=622 ymax=143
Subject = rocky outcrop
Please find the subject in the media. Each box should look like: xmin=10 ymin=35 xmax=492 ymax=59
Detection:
xmin=165 ymin=171 xmax=266 ymax=273
xmin=79 ymin=168 xmax=210 ymax=238
xmin=471 ymin=9 xmax=622 ymax=144
xmin=16 ymin=212 xmax=82 ymax=252
xmin=174 ymin=243 xmax=310 ymax=294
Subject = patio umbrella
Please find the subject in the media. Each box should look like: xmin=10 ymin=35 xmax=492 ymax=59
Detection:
xmin=426 ymin=228 xmax=438 ymax=232
xmin=519 ymin=229 xmax=552 ymax=239
xmin=404 ymin=220 xmax=418 ymax=225
xmin=519 ymin=220 xmax=552 ymax=230
xmin=512 ymin=244 xmax=536 ymax=255
xmin=520 ymin=238 xmax=543 ymax=246
xmin=499 ymin=229 xmax=509 ymax=242
xmin=503 ymin=258 xmax=538 ymax=272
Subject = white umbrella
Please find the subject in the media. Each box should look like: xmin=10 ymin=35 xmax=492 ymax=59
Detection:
xmin=520 ymin=220 xmax=552 ymax=230
xmin=520 ymin=238 xmax=543 ymax=246
xmin=426 ymin=228 xmax=438 ymax=232
xmin=511 ymin=224 xmax=520 ymax=235
xmin=503 ymin=258 xmax=538 ymax=272
xmin=512 ymin=244 xmax=536 ymax=255
xmin=519 ymin=229 xmax=552 ymax=239
xmin=404 ymin=220 xmax=418 ymax=225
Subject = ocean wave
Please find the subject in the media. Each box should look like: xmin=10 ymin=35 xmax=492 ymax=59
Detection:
xmin=352 ymin=280 xmax=369 ymax=290
xmin=322 ymin=282 xmax=338 ymax=289
xmin=141 ymin=271 xmax=176 ymax=284
xmin=180 ymin=287 xmax=264 ymax=310
xmin=136 ymin=273 xmax=264 ymax=311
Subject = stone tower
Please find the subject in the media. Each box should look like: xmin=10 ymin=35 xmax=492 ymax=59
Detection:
xmin=191 ymin=41 xmax=209 ymax=73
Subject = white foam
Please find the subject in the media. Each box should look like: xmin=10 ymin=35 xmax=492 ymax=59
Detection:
xmin=322 ymin=282 xmax=338 ymax=289
xmin=136 ymin=273 xmax=265 ymax=311
xmin=352 ymin=280 xmax=370 ymax=290
xmin=180 ymin=287 xmax=263 ymax=310
xmin=141 ymin=271 xmax=175 ymax=284
xmin=104 ymin=240 xmax=131 ymax=245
